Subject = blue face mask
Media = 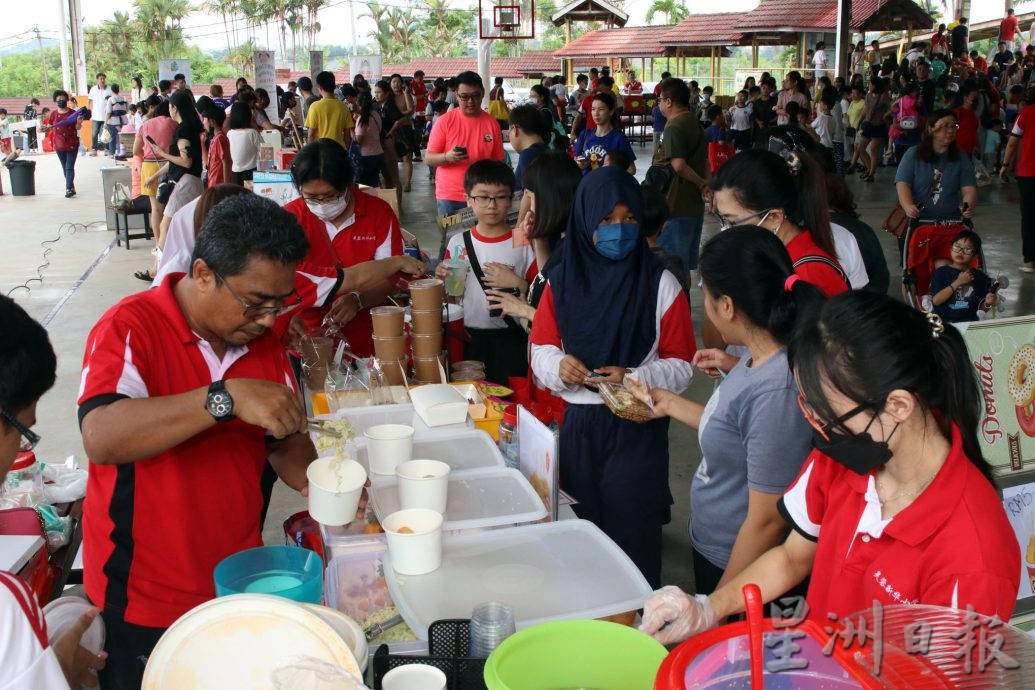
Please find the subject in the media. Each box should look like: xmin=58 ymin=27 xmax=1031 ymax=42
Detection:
xmin=595 ymin=223 xmax=640 ymax=260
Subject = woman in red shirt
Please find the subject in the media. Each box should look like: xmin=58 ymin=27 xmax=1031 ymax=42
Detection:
xmin=41 ymin=90 xmax=83 ymax=197
xmin=953 ymin=86 xmax=980 ymax=157
xmin=411 ymin=70 xmax=427 ymax=162
xmin=642 ymin=292 xmax=1020 ymax=645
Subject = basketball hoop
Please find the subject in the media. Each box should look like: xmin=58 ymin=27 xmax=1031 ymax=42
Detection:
xmin=479 ymin=0 xmax=534 ymax=40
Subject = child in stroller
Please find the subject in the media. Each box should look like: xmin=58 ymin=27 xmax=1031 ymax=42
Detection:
xmin=927 ymin=229 xmax=1000 ymax=322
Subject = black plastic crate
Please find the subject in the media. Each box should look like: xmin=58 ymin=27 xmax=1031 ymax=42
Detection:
xmin=371 ymin=619 xmax=488 ymax=690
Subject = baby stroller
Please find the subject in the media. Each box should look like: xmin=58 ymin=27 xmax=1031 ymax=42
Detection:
xmin=901 ymin=217 xmax=1006 ymax=317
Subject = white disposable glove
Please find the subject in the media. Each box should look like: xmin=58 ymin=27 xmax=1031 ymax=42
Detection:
xmin=639 ymin=586 xmax=718 ymax=646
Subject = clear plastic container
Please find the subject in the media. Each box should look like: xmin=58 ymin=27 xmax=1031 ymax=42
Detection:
xmin=382 ymin=520 xmax=652 ymax=640
xmin=368 ymin=467 xmax=547 ymax=532
xmin=351 ymin=429 xmax=505 ymax=482
xmin=497 ymin=405 xmax=519 ymax=470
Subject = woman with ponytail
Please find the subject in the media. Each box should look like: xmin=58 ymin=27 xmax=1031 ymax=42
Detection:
xmin=651 ymin=227 xmax=825 ymax=595
xmin=642 ymin=292 xmax=1020 ymax=646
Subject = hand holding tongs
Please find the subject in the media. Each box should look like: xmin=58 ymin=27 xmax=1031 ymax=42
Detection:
xmin=307 ymin=418 xmax=342 ymax=438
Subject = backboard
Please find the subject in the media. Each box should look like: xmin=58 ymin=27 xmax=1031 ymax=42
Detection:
xmin=479 ymin=0 xmax=535 ymax=40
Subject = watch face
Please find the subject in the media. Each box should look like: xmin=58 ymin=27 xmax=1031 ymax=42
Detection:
xmin=209 ymin=391 xmax=232 ymax=418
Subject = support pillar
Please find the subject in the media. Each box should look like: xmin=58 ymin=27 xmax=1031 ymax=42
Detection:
xmin=835 ymin=0 xmax=851 ymax=79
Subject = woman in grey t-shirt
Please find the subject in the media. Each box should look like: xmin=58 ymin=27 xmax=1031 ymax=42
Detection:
xmin=652 ymin=226 xmax=825 ymax=594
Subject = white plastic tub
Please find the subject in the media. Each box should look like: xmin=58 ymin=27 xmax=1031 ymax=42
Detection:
xmin=352 ymin=429 xmax=505 ymax=482
xmin=370 ymin=467 xmax=547 ymax=532
xmin=382 ymin=520 xmax=652 ymax=640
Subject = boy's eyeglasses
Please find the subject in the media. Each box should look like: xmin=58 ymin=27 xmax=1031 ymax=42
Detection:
xmin=468 ymin=194 xmax=510 ymax=207
xmin=951 ymin=243 xmax=977 ymax=255
xmin=1 ymin=408 xmax=40 ymax=452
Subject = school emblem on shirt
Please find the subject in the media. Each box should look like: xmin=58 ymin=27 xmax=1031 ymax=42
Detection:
xmin=484 ymin=133 xmax=493 ymax=142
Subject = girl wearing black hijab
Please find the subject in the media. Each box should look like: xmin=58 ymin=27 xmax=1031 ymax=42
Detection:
xmin=529 ymin=167 xmax=696 ymax=587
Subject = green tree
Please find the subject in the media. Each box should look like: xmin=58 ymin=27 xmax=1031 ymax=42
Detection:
xmin=645 ymin=0 xmax=689 ymax=25
xmin=0 ymin=47 xmax=68 ymax=99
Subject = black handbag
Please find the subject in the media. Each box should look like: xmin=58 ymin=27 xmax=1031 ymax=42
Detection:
xmin=156 ymin=176 xmax=177 ymax=205
xmin=642 ymin=164 xmax=676 ymax=196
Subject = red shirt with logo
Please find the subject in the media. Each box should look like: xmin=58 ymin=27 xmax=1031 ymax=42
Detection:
xmin=426 ymin=108 xmax=505 ymax=202
xmin=286 ymin=188 xmax=403 ymax=357
xmin=778 ymin=425 xmax=1019 ymax=623
xmin=78 ymin=274 xmax=298 ymax=628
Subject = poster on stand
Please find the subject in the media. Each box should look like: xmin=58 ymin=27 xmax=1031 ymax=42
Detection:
xmin=158 ymin=59 xmax=191 ymax=86
xmin=517 ymin=405 xmax=558 ymax=521
xmin=349 ymin=55 xmax=382 ymax=81
xmin=254 ymin=50 xmax=279 ymax=125
xmin=1000 ymin=473 xmax=1035 ymax=618
xmin=309 ymin=50 xmax=324 ymax=80
xmin=959 ymin=315 xmax=1035 ymax=472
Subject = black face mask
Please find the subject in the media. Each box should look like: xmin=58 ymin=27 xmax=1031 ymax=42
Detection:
xmin=813 ymin=415 xmax=900 ymax=475
xmin=56 ymin=99 xmax=68 ymax=109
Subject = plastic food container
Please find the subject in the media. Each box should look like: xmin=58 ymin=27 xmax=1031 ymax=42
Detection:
xmin=383 ymin=663 xmax=447 ymax=690
xmin=213 ymin=545 xmax=323 ymax=604
xmin=370 ymin=467 xmax=547 ymax=532
xmin=484 ymin=620 xmax=666 ymax=690
xmin=383 ymin=520 xmax=651 ymax=640
xmin=301 ymin=603 xmax=369 ymax=674
xmin=383 ymin=509 xmax=444 ymax=575
xmin=306 ymin=458 xmax=367 ymax=526
xmin=364 ymin=424 xmax=415 ymax=475
xmin=351 ymin=429 xmax=506 ymax=481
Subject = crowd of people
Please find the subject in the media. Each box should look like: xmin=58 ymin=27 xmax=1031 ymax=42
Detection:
xmin=2 ymin=15 xmax=1033 ymax=687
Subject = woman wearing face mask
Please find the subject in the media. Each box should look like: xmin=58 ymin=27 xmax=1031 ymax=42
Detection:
xmin=42 ymin=89 xmax=83 ymax=197
xmin=529 ymin=167 xmax=695 ymax=588
xmin=641 ymin=292 xmax=1019 ymax=646
xmin=285 ymin=139 xmax=405 ymax=358
xmin=650 ymin=227 xmax=824 ymax=597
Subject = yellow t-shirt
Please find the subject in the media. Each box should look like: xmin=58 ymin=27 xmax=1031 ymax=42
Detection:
xmin=305 ymin=98 xmax=355 ymax=148
xmin=847 ymin=100 xmax=866 ymax=129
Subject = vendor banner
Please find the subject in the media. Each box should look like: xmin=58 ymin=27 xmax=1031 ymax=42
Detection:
xmin=959 ymin=315 xmax=1035 ymax=473
xmin=349 ymin=55 xmax=382 ymax=81
xmin=254 ymin=50 xmax=278 ymax=125
xmin=518 ymin=405 xmax=559 ymax=521
xmin=1001 ymin=477 xmax=1035 ymax=614
xmin=158 ymin=59 xmax=191 ymax=86
xmin=309 ymin=50 xmax=323 ymax=80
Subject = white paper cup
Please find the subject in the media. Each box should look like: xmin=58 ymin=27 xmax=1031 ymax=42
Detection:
xmin=306 ymin=458 xmax=367 ymax=526
xmin=382 ymin=663 xmax=447 ymax=690
xmin=383 ymin=509 xmax=444 ymax=575
xmin=364 ymin=424 xmax=415 ymax=475
xmin=396 ymin=459 xmax=451 ymax=514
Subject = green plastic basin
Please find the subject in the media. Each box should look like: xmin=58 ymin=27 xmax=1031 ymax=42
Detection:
xmin=484 ymin=620 xmax=667 ymax=690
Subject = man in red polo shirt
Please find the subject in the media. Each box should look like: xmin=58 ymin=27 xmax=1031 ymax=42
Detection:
xmin=1001 ymin=8 xmax=1021 ymax=52
xmin=79 ymin=194 xmax=319 ymax=690
xmin=284 ymin=139 xmax=405 ymax=358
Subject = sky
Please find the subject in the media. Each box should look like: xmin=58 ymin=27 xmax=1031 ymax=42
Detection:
xmin=5 ymin=0 xmax=762 ymax=54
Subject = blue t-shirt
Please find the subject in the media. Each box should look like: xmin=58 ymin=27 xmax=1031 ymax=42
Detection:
xmin=574 ymin=128 xmax=636 ymax=174
xmin=704 ymin=123 xmax=728 ymax=143
xmin=514 ymin=142 xmax=548 ymax=192
xmin=690 ymin=351 xmax=812 ymax=570
xmin=894 ymin=148 xmax=977 ymax=220
xmin=652 ymin=104 xmax=667 ymax=133
xmin=929 ymin=265 xmax=992 ymax=323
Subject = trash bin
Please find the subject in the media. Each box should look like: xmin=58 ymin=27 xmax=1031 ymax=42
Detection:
xmin=8 ymin=160 xmax=36 ymax=196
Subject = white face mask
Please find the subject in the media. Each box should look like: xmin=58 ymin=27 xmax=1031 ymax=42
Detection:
xmin=306 ymin=193 xmax=349 ymax=222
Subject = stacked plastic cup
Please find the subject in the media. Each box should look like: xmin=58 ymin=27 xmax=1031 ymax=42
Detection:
xmin=468 ymin=602 xmax=516 ymax=658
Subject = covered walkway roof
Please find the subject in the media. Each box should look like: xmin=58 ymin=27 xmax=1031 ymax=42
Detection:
xmin=554 ymin=25 xmax=669 ymax=60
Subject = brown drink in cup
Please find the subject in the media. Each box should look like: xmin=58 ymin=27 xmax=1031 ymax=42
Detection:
xmin=409 ymin=279 xmax=445 ymax=310
xmin=411 ymin=332 xmax=443 ymax=358
xmin=372 ymin=334 xmax=407 ymax=361
xmin=371 ymin=306 xmax=406 ymax=336
xmin=411 ymin=308 xmax=444 ymax=334
xmin=299 ymin=336 xmax=334 ymax=391
xmin=414 ymin=355 xmax=444 ymax=382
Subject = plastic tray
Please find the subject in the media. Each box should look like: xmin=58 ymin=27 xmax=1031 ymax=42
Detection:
xmin=371 ymin=619 xmax=487 ymax=690
xmin=369 ymin=467 xmax=547 ymax=532
xmin=352 ymin=429 xmax=506 ymax=482
xmin=383 ymin=520 xmax=651 ymax=640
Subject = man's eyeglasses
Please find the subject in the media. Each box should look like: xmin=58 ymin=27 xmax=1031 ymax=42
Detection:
xmin=951 ymin=243 xmax=977 ymax=255
xmin=457 ymin=93 xmax=483 ymax=102
xmin=1 ymin=408 xmax=40 ymax=452
xmin=796 ymin=393 xmax=870 ymax=441
xmin=468 ymin=194 xmax=510 ymax=207
xmin=215 ymin=271 xmax=303 ymax=320
xmin=711 ymin=208 xmax=773 ymax=232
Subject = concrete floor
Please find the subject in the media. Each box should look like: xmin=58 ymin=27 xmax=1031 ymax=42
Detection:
xmin=1 ymin=145 xmax=1028 ymax=597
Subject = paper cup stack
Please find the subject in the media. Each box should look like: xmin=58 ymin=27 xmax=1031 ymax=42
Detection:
xmin=370 ymin=306 xmax=408 ymax=386
xmin=408 ymin=279 xmax=446 ymax=384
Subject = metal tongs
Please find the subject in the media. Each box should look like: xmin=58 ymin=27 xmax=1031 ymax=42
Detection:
xmin=306 ymin=418 xmax=342 ymax=438
xmin=364 ymin=613 xmax=404 ymax=641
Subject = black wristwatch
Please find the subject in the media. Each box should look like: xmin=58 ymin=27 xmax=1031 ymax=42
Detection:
xmin=206 ymin=380 xmax=235 ymax=422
